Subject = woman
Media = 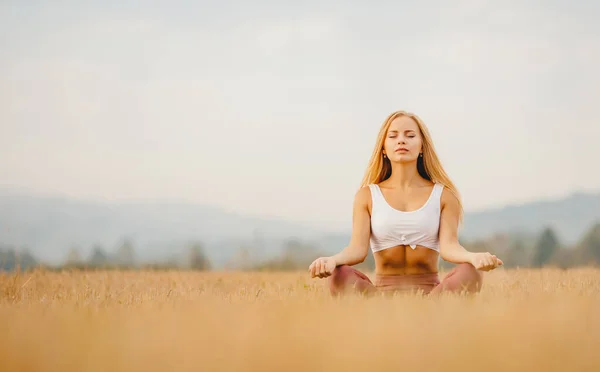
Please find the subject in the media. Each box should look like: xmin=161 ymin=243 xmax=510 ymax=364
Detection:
xmin=308 ymin=111 xmax=503 ymax=296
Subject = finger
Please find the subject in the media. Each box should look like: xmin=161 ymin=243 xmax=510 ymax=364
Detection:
xmin=320 ymin=266 xmax=327 ymax=277
xmin=311 ymin=262 xmax=319 ymax=277
xmin=324 ymin=262 xmax=333 ymax=276
xmin=313 ymin=262 xmax=319 ymax=277
xmin=498 ymin=258 xmax=504 ymax=266
xmin=319 ymin=265 xmax=328 ymax=278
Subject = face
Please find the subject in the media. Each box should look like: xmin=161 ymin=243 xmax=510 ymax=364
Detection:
xmin=382 ymin=115 xmax=423 ymax=163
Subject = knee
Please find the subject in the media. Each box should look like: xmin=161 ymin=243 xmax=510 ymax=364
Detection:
xmin=329 ymin=265 xmax=352 ymax=285
xmin=456 ymin=263 xmax=483 ymax=291
xmin=328 ymin=265 xmax=352 ymax=294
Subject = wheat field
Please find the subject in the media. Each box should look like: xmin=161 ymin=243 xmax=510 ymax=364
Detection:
xmin=1 ymin=267 xmax=599 ymax=372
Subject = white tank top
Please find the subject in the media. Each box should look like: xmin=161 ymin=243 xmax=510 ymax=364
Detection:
xmin=368 ymin=183 xmax=444 ymax=253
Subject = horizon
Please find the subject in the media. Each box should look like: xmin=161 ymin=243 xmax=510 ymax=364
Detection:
xmin=2 ymin=178 xmax=600 ymax=266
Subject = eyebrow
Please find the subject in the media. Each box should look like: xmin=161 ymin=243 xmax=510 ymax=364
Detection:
xmin=388 ymin=129 xmax=415 ymax=134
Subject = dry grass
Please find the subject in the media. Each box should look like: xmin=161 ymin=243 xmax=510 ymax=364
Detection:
xmin=1 ymin=267 xmax=600 ymax=372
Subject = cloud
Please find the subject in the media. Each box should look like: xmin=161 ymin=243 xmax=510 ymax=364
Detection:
xmin=85 ymin=18 xmax=164 ymax=35
xmin=254 ymin=17 xmax=342 ymax=51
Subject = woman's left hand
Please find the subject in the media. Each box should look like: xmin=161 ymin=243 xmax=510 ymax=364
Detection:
xmin=468 ymin=252 xmax=503 ymax=271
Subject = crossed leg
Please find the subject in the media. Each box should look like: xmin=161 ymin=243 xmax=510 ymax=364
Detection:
xmin=429 ymin=263 xmax=483 ymax=295
xmin=328 ymin=265 xmax=376 ymax=296
xmin=328 ymin=263 xmax=483 ymax=296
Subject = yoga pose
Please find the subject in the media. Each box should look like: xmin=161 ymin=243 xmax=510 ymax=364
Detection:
xmin=308 ymin=111 xmax=503 ymax=296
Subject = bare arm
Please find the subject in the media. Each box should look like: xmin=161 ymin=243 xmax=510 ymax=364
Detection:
xmin=331 ymin=186 xmax=372 ymax=266
xmin=438 ymin=188 xmax=503 ymax=270
xmin=438 ymin=188 xmax=473 ymax=264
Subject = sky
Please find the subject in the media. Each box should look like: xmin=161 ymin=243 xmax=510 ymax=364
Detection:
xmin=1 ymin=0 xmax=599 ymax=231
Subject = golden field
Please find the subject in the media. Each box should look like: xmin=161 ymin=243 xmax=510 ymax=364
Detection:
xmin=1 ymin=267 xmax=600 ymax=372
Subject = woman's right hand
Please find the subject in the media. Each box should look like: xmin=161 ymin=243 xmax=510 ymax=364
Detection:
xmin=308 ymin=256 xmax=337 ymax=278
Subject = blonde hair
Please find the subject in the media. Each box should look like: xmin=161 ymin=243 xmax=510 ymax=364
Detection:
xmin=360 ymin=110 xmax=464 ymax=222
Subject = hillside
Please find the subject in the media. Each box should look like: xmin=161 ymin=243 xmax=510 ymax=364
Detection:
xmin=460 ymin=191 xmax=600 ymax=244
xmin=0 ymin=190 xmax=323 ymax=265
xmin=1 ymin=189 xmax=599 ymax=266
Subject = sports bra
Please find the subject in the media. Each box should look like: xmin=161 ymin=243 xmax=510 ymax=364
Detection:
xmin=368 ymin=183 xmax=444 ymax=253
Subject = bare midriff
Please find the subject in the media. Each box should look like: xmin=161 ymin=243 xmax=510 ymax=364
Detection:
xmin=373 ymin=245 xmax=439 ymax=276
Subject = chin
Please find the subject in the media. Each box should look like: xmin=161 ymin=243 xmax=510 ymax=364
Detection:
xmin=391 ymin=154 xmax=418 ymax=163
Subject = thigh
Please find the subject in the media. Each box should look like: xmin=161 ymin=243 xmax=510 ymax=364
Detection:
xmin=329 ymin=265 xmax=376 ymax=295
xmin=430 ymin=263 xmax=483 ymax=295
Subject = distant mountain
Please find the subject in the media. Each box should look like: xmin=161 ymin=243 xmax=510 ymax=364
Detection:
xmin=460 ymin=191 xmax=600 ymax=244
xmin=1 ymin=189 xmax=599 ymax=266
xmin=0 ymin=190 xmax=324 ymax=265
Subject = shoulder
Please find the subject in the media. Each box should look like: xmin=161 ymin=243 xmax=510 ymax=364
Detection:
xmin=440 ymin=185 xmax=459 ymax=210
xmin=353 ymin=185 xmax=374 ymax=212
xmin=355 ymin=185 xmax=373 ymax=203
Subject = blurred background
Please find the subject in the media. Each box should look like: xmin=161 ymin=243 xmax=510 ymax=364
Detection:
xmin=1 ymin=0 xmax=599 ymax=272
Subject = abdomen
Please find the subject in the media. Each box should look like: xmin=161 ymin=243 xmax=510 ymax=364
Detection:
xmin=373 ymin=245 xmax=439 ymax=275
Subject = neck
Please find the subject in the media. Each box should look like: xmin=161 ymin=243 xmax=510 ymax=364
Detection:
xmin=387 ymin=161 xmax=420 ymax=188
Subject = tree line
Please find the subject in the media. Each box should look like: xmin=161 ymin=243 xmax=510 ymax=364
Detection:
xmin=449 ymin=222 xmax=600 ymax=270
xmin=0 ymin=239 xmax=211 ymax=272
xmin=2 ymin=222 xmax=600 ymax=272
xmin=246 ymin=222 xmax=600 ymax=272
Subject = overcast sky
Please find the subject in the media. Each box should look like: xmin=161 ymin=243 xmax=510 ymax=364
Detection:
xmin=1 ymin=0 xmax=599 ymax=231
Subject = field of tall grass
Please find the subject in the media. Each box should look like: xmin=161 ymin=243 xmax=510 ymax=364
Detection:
xmin=1 ymin=267 xmax=599 ymax=371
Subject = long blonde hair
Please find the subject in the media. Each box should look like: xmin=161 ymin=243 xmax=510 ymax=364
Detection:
xmin=360 ymin=110 xmax=464 ymax=222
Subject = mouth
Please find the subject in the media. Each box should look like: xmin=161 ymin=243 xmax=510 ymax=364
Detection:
xmin=395 ymin=147 xmax=409 ymax=153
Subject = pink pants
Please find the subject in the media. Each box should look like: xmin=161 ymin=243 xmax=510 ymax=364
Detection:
xmin=328 ymin=263 xmax=483 ymax=296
